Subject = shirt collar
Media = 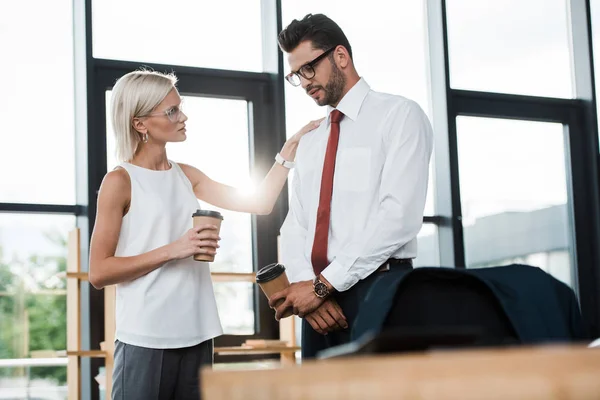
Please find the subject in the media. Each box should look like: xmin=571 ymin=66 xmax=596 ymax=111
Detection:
xmin=326 ymin=78 xmax=370 ymax=123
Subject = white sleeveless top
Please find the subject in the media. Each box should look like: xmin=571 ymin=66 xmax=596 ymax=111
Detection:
xmin=114 ymin=161 xmax=222 ymax=349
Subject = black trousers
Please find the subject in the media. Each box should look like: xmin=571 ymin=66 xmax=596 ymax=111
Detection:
xmin=301 ymin=262 xmax=413 ymax=360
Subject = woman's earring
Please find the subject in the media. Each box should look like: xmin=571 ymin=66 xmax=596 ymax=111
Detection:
xmin=142 ymin=133 xmax=148 ymax=143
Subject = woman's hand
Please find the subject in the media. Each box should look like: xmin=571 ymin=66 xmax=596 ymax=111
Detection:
xmin=279 ymin=118 xmax=324 ymax=161
xmin=288 ymin=118 xmax=324 ymax=145
xmin=168 ymin=224 xmax=221 ymax=261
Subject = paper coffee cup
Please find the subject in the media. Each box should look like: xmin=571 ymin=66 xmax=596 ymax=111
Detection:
xmin=256 ymin=263 xmax=293 ymax=319
xmin=192 ymin=209 xmax=223 ymax=262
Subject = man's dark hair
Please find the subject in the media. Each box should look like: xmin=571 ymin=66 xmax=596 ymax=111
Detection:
xmin=278 ymin=14 xmax=352 ymax=59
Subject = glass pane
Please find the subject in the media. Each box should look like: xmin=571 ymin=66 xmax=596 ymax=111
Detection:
xmin=424 ymin=162 xmax=435 ymax=216
xmin=414 ymin=224 xmax=440 ymax=267
xmin=168 ymin=96 xmax=254 ymax=274
xmin=106 ymin=93 xmax=254 ymax=274
xmin=457 ymin=117 xmax=574 ymax=287
xmin=446 ymin=0 xmax=573 ymax=98
xmin=282 ymin=1 xmax=436 ymax=216
xmin=0 ymin=213 xmax=74 ymax=399
xmin=92 ymin=0 xmax=263 ymax=72
xmin=213 ymin=282 xmax=254 ymax=335
xmin=282 ymin=1 xmax=431 ymax=130
xmin=0 ymin=0 xmax=75 ymax=204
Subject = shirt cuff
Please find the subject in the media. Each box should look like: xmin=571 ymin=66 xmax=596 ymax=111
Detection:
xmin=321 ymin=260 xmax=359 ymax=292
xmin=287 ymin=268 xmax=315 ymax=284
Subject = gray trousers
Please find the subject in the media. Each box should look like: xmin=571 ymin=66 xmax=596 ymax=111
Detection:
xmin=111 ymin=339 xmax=213 ymax=400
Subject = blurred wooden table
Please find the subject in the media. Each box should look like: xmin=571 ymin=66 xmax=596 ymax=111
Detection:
xmin=201 ymin=345 xmax=600 ymax=400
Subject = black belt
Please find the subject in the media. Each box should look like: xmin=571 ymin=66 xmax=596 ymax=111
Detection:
xmin=376 ymin=258 xmax=413 ymax=272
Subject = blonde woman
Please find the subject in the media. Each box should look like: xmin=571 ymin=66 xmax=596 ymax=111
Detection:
xmin=88 ymin=70 xmax=320 ymax=400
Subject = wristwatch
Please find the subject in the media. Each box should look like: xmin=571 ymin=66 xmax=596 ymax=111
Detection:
xmin=275 ymin=153 xmax=295 ymax=169
xmin=313 ymin=276 xmax=330 ymax=299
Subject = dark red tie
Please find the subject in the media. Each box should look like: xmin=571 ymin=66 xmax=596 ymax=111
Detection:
xmin=311 ymin=109 xmax=344 ymax=276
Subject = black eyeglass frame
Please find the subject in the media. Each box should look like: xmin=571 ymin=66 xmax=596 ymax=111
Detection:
xmin=285 ymin=46 xmax=337 ymax=86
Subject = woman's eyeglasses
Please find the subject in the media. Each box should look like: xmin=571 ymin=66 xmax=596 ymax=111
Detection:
xmin=141 ymin=100 xmax=185 ymax=123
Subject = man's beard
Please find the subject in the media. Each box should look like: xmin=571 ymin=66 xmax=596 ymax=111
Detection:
xmin=308 ymin=62 xmax=346 ymax=107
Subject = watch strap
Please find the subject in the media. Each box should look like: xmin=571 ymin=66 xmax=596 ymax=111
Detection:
xmin=275 ymin=153 xmax=295 ymax=169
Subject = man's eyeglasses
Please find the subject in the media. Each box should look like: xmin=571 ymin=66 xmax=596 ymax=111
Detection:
xmin=141 ymin=100 xmax=185 ymax=123
xmin=285 ymin=47 xmax=336 ymax=87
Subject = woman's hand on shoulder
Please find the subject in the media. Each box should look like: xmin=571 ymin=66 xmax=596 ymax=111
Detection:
xmin=288 ymin=118 xmax=324 ymax=145
xmin=279 ymin=118 xmax=324 ymax=162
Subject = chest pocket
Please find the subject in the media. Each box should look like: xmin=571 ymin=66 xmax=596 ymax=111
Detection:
xmin=334 ymin=147 xmax=371 ymax=192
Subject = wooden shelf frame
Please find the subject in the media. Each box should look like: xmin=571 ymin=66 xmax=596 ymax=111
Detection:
xmin=210 ymin=272 xmax=256 ymax=282
xmin=66 ymin=229 xmax=115 ymax=400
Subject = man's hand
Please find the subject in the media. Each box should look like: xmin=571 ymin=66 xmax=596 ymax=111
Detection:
xmin=269 ymin=280 xmax=324 ymax=320
xmin=305 ymin=298 xmax=348 ymax=335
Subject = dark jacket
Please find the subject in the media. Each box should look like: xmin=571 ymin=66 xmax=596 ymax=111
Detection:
xmin=352 ymin=264 xmax=588 ymax=344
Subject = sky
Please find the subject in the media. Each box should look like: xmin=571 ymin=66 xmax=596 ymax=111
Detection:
xmin=1 ymin=0 xmax=599 ymax=332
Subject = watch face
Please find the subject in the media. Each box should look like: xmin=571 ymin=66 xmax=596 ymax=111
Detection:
xmin=314 ymin=281 xmax=328 ymax=298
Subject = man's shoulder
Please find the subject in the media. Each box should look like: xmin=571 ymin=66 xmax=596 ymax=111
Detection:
xmin=364 ymin=89 xmax=432 ymax=136
xmin=366 ymin=89 xmax=422 ymax=113
xmin=295 ymin=119 xmax=325 ymax=161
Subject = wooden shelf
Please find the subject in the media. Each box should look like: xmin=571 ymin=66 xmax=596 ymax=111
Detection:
xmin=214 ymin=346 xmax=300 ymax=356
xmin=61 ymin=350 xmax=107 ymax=358
xmin=66 ymin=272 xmax=89 ymax=281
xmin=67 ymin=271 xmax=257 ymax=282
xmin=66 ymin=228 xmax=116 ymax=399
xmin=67 ymin=271 xmax=257 ymax=283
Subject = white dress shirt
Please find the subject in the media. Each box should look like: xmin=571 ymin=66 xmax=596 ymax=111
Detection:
xmin=280 ymin=78 xmax=434 ymax=292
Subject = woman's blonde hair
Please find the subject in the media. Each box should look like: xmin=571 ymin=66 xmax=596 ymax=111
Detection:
xmin=111 ymin=69 xmax=178 ymax=162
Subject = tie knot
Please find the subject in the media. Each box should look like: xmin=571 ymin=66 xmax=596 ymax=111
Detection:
xmin=330 ymin=109 xmax=344 ymax=124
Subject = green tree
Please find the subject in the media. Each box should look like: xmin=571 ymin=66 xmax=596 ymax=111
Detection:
xmin=0 ymin=248 xmax=17 ymax=363
xmin=0 ymin=231 xmax=68 ymax=384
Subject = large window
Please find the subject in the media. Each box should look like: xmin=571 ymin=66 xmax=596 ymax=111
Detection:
xmin=0 ymin=214 xmax=74 ymax=398
xmin=92 ymin=0 xmax=264 ymax=72
xmin=282 ymin=1 xmax=431 ymax=129
xmin=456 ymin=117 xmax=575 ymax=286
xmin=0 ymin=0 xmax=76 ymax=205
xmin=3 ymin=0 xmax=600 ymax=397
xmin=446 ymin=0 xmax=573 ymax=98
xmin=0 ymin=0 xmax=75 ymax=398
xmin=432 ymin=0 xmax=600 ymax=341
